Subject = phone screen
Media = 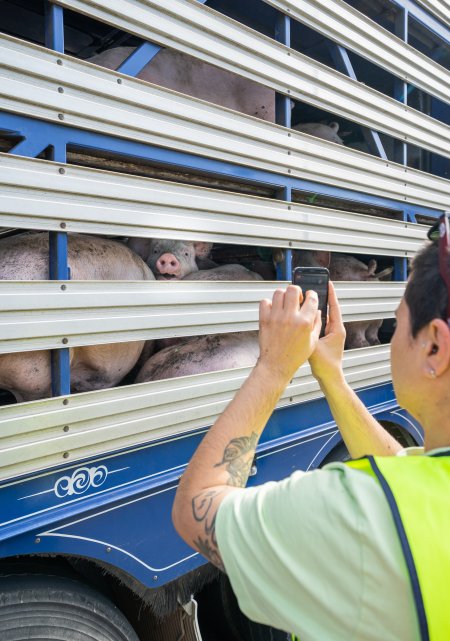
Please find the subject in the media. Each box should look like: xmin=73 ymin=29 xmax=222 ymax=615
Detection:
xmin=292 ymin=267 xmax=329 ymax=337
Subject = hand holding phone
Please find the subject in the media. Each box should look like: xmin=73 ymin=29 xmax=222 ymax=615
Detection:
xmin=292 ymin=267 xmax=329 ymax=337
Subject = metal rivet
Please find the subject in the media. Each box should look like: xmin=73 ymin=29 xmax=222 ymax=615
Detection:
xmin=63 ymin=399 xmax=69 ymax=406
xmin=288 ymin=205 xmax=291 ymax=210
xmin=58 ymin=113 xmax=64 ymax=120
xmin=58 ymin=86 xmax=64 ymax=93
xmin=63 ymin=425 xmax=69 ymax=432
xmin=35 ymin=537 xmax=41 ymax=544
xmin=289 ymin=241 xmax=293 ymax=246
xmin=153 ymin=575 xmax=158 ymax=581
xmin=287 ymin=89 xmax=291 ymax=94
xmin=59 ymin=168 xmax=65 ymax=175
xmin=62 ymin=337 xmax=68 ymax=344
xmin=60 ymin=222 xmax=66 ymax=229
xmin=63 ymin=452 xmax=69 ymax=459
xmin=289 ymin=397 xmax=293 ymax=402
xmin=106 ymin=547 xmax=112 ymax=553
xmin=288 ymin=133 xmax=291 ymax=137
xmin=57 ymin=59 xmax=63 ymax=65
xmin=61 ymin=284 xmax=66 ymax=291
xmin=117 ymin=78 xmax=122 ymax=84
xmin=287 ymin=52 xmax=291 ymax=56
xmin=288 ymin=169 xmax=291 ymax=173
xmin=288 ymin=150 xmax=291 ymax=155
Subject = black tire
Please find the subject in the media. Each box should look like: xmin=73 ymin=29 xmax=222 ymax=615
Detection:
xmin=0 ymin=573 xmax=139 ymax=641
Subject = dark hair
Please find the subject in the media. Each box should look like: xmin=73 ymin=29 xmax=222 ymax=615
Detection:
xmin=404 ymin=240 xmax=448 ymax=337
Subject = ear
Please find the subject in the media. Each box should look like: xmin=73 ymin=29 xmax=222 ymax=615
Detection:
xmin=424 ymin=319 xmax=450 ymax=378
xmin=329 ymin=121 xmax=340 ymax=133
xmin=313 ymin=251 xmax=331 ymax=268
xmin=367 ymin=259 xmax=377 ymax=275
xmin=193 ymin=242 xmax=213 ymax=258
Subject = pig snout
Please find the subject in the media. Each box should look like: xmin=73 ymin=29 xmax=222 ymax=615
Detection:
xmin=155 ymin=253 xmax=181 ymax=278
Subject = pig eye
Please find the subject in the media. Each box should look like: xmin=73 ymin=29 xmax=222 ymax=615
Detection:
xmin=184 ymin=252 xmax=189 ymax=257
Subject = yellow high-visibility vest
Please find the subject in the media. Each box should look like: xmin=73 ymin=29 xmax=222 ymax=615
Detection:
xmin=293 ymin=452 xmax=450 ymax=641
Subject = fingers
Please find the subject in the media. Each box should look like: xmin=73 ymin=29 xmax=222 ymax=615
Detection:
xmin=312 ymin=309 xmax=322 ymax=340
xmin=299 ymin=289 xmax=319 ymax=326
xmin=259 ymin=298 xmax=272 ymax=324
xmin=327 ymin=282 xmax=343 ymax=329
xmin=284 ymin=285 xmax=302 ymax=313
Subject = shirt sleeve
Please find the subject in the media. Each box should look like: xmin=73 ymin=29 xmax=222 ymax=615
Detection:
xmin=215 ymin=465 xmax=368 ymax=641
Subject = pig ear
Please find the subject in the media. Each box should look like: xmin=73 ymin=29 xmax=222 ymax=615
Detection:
xmin=376 ymin=266 xmax=394 ymax=281
xmin=329 ymin=122 xmax=340 ymax=133
xmin=367 ymin=259 xmax=377 ymax=275
xmin=193 ymin=242 xmax=213 ymax=258
xmin=313 ymin=251 xmax=331 ymax=268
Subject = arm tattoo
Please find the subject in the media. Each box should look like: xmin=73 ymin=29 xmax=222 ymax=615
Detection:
xmin=192 ymin=489 xmax=225 ymax=571
xmin=215 ymin=432 xmax=258 ymax=487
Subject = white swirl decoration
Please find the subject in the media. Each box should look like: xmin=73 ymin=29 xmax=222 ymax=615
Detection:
xmin=54 ymin=465 xmax=109 ymax=498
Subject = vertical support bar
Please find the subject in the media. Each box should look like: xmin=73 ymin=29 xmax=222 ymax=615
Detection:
xmin=274 ymin=12 xmax=293 ymax=281
xmin=394 ymin=9 xmax=408 ymax=166
xmin=45 ymin=2 xmax=64 ymax=52
xmin=45 ymin=2 xmax=71 ymax=396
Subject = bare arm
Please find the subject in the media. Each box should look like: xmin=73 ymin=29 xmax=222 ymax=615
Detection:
xmin=309 ymin=283 xmax=402 ymax=458
xmin=172 ymin=286 xmax=322 ymax=569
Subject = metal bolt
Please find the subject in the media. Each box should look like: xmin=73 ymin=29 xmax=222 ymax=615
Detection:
xmin=288 ymin=150 xmax=291 ymax=155
xmin=106 ymin=547 xmax=112 ymax=553
xmin=288 ymin=169 xmax=291 ymax=174
xmin=62 ymin=337 xmax=68 ymax=344
xmin=289 ymin=397 xmax=293 ymax=402
xmin=63 ymin=399 xmax=69 ymax=406
xmin=288 ymin=205 xmax=291 ymax=210
xmin=58 ymin=87 xmax=64 ymax=93
xmin=288 ymin=133 xmax=291 ymax=137
xmin=289 ymin=241 xmax=293 ymax=247
xmin=57 ymin=59 xmax=63 ymax=66
xmin=153 ymin=575 xmax=158 ymax=581
xmin=117 ymin=78 xmax=122 ymax=84
xmin=59 ymin=168 xmax=65 ymax=175
xmin=35 ymin=537 xmax=41 ymax=544
xmin=287 ymin=52 xmax=291 ymax=56
xmin=63 ymin=452 xmax=69 ymax=459
xmin=287 ymin=89 xmax=291 ymax=94
xmin=61 ymin=284 xmax=66 ymax=291
xmin=58 ymin=113 xmax=64 ymax=120
xmin=63 ymin=425 xmax=69 ymax=432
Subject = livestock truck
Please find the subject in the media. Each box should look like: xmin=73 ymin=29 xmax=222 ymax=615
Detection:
xmin=0 ymin=0 xmax=448 ymax=639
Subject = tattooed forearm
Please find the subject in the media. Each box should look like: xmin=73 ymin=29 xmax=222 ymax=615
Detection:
xmin=214 ymin=432 xmax=258 ymax=487
xmin=192 ymin=489 xmax=225 ymax=571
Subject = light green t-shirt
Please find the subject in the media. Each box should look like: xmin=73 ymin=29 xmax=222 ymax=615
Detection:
xmin=215 ymin=447 xmax=443 ymax=641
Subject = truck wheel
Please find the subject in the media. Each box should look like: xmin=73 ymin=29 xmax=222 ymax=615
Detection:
xmin=0 ymin=573 xmax=139 ymax=641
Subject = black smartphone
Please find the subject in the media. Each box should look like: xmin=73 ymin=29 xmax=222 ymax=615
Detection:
xmin=292 ymin=267 xmax=329 ymax=337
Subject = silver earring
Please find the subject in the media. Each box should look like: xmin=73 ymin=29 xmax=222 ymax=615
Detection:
xmin=429 ymin=368 xmax=436 ymax=378
xmin=421 ymin=342 xmax=427 ymax=348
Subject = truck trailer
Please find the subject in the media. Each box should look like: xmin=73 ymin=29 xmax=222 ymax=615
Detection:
xmin=0 ymin=0 xmax=448 ymax=638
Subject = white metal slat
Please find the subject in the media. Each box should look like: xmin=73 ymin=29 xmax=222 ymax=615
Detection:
xmin=0 ymin=344 xmax=391 ymax=480
xmin=52 ymin=0 xmax=450 ymax=159
xmin=0 ymin=154 xmax=428 ymax=255
xmin=265 ymin=0 xmax=449 ymax=104
xmin=0 ymin=38 xmax=448 ymax=210
xmin=0 ymin=281 xmax=405 ymax=353
xmin=414 ymin=0 xmax=450 ymax=27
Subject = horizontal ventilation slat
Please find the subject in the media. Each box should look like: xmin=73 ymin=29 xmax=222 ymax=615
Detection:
xmin=0 ymin=154 xmax=428 ymax=254
xmin=265 ymin=0 xmax=449 ymax=104
xmin=1 ymin=34 xmax=449 ymax=209
xmin=51 ymin=0 xmax=450 ymax=159
xmin=0 ymin=281 xmax=404 ymax=353
xmin=0 ymin=344 xmax=391 ymax=480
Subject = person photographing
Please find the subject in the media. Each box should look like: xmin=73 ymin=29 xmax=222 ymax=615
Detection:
xmin=172 ymin=215 xmax=450 ymax=641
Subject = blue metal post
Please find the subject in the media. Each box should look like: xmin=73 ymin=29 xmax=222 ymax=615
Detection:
xmin=45 ymin=1 xmax=71 ymax=397
xmin=394 ymin=9 xmax=408 ymax=166
xmin=275 ymin=12 xmax=293 ymax=281
xmin=329 ymin=45 xmax=387 ymax=160
xmin=117 ymin=41 xmax=162 ymax=77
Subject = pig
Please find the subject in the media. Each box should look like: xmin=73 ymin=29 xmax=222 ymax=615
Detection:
xmin=130 ymin=238 xmax=263 ymax=281
xmin=135 ymin=332 xmax=260 ymax=384
xmin=0 ymin=232 xmax=154 ymax=402
xmin=292 ymin=250 xmax=393 ymax=349
xmin=292 ymin=121 xmax=344 ymax=145
xmin=88 ymin=47 xmax=275 ymax=121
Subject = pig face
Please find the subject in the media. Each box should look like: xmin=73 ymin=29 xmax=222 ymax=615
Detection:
xmin=147 ymin=240 xmax=213 ymax=280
